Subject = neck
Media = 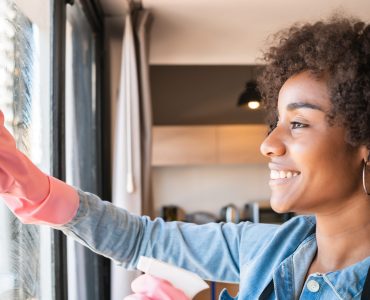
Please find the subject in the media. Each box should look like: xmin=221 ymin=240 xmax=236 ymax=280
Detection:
xmin=313 ymin=194 xmax=370 ymax=272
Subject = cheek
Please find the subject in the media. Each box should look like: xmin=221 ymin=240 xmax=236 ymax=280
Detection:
xmin=290 ymin=142 xmax=325 ymax=168
xmin=290 ymin=141 xmax=339 ymax=185
xmin=292 ymin=140 xmax=362 ymax=193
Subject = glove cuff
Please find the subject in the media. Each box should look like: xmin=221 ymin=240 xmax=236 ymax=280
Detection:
xmin=16 ymin=176 xmax=80 ymax=225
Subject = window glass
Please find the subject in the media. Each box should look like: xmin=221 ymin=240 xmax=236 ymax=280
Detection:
xmin=0 ymin=0 xmax=53 ymax=299
xmin=65 ymin=0 xmax=101 ymax=299
xmin=65 ymin=0 xmax=97 ymax=193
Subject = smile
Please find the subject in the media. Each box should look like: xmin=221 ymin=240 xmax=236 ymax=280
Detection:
xmin=270 ymin=170 xmax=300 ymax=180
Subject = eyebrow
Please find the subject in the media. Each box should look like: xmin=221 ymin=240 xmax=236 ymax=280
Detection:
xmin=286 ymin=102 xmax=324 ymax=111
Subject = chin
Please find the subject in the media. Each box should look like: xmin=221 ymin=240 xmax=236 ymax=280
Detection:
xmin=271 ymin=205 xmax=289 ymax=214
xmin=270 ymin=197 xmax=294 ymax=214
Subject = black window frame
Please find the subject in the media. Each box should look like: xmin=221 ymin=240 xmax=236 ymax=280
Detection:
xmin=51 ymin=0 xmax=110 ymax=299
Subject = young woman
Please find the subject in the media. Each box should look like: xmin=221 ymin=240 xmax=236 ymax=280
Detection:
xmin=0 ymin=16 xmax=369 ymax=300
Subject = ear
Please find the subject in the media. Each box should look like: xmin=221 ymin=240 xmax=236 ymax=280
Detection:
xmin=360 ymin=146 xmax=370 ymax=161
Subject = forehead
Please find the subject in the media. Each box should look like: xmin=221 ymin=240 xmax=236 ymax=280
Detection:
xmin=277 ymin=71 xmax=331 ymax=112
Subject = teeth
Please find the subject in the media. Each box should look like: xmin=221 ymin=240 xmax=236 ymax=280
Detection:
xmin=270 ymin=170 xmax=299 ymax=179
xmin=271 ymin=170 xmax=280 ymax=179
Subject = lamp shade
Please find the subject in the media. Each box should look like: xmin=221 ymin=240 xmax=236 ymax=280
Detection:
xmin=237 ymin=80 xmax=261 ymax=109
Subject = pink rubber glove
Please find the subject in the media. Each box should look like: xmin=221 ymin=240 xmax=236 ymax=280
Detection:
xmin=124 ymin=274 xmax=191 ymax=300
xmin=0 ymin=111 xmax=79 ymax=225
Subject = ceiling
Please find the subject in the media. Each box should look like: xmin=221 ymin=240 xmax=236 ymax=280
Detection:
xmin=98 ymin=0 xmax=370 ymax=64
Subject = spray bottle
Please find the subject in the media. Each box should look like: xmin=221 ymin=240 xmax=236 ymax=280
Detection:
xmin=137 ymin=256 xmax=209 ymax=299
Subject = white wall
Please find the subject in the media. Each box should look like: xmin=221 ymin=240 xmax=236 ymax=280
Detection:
xmin=146 ymin=0 xmax=370 ymax=64
xmin=153 ymin=164 xmax=271 ymax=217
xmin=101 ymin=0 xmax=370 ymax=64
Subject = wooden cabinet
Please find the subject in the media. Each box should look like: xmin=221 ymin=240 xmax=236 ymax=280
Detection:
xmin=152 ymin=125 xmax=268 ymax=165
xmin=217 ymin=125 xmax=268 ymax=164
xmin=152 ymin=126 xmax=217 ymax=165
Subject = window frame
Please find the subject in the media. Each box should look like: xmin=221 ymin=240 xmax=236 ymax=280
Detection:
xmin=50 ymin=0 xmax=109 ymax=299
xmin=50 ymin=1 xmax=69 ymax=299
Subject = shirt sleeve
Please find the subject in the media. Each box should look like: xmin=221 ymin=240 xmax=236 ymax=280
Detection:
xmin=57 ymin=189 xmax=278 ymax=283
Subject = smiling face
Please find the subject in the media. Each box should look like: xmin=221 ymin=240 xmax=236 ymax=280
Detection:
xmin=260 ymin=71 xmax=367 ymax=214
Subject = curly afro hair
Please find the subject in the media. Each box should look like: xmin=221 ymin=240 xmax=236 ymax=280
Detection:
xmin=257 ymin=16 xmax=370 ymax=148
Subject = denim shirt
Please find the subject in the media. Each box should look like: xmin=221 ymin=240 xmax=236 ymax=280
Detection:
xmin=58 ymin=190 xmax=370 ymax=300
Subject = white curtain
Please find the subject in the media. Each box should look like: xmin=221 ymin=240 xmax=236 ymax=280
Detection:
xmin=111 ymin=8 xmax=153 ymax=300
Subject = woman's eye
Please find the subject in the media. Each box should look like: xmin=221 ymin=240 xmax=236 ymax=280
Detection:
xmin=290 ymin=121 xmax=308 ymax=129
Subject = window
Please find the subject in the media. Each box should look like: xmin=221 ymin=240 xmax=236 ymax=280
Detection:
xmin=0 ymin=0 xmax=107 ymax=299
xmin=65 ymin=1 xmax=107 ymax=299
xmin=0 ymin=0 xmax=54 ymax=299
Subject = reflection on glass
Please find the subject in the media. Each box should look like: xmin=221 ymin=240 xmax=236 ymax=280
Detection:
xmin=65 ymin=0 xmax=99 ymax=299
xmin=0 ymin=0 xmax=53 ymax=299
xmin=65 ymin=0 xmax=97 ymax=192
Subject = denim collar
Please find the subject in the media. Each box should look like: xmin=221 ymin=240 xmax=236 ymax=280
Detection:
xmin=324 ymin=255 xmax=370 ymax=299
xmin=274 ymin=233 xmax=370 ymax=300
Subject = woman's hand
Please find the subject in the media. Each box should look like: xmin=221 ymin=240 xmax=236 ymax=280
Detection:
xmin=124 ymin=274 xmax=191 ymax=300
xmin=0 ymin=111 xmax=79 ymax=225
xmin=0 ymin=111 xmax=49 ymax=204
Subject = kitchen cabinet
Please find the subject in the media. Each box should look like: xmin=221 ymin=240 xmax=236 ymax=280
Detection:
xmin=152 ymin=126 xmax=217 ymax=165
xmin=152 ymin=124 xmax=269 ymax=165
xmin=217 ymin=125 xmax=268 ymax=164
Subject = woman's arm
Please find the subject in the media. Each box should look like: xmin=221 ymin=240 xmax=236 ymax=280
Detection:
xmin=58 ymin=189 xmax=248 ymax=283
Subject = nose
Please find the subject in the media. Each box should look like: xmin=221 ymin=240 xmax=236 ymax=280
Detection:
xmin=260 ymin=126 xmax=286 ymax=158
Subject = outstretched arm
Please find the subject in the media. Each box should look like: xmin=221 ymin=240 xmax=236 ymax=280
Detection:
xmin=0 ymin=110 xmax=241 ymax=282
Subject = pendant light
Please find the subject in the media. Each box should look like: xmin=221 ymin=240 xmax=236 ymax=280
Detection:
xmin=237 ymin=80 xmax=261 ymax=110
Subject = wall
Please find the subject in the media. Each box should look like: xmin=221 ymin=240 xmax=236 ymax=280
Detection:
xmin=99 ymin=0 xmax=370 ymax=64
xmin=153 ymin=164 xmax=270 ymax=217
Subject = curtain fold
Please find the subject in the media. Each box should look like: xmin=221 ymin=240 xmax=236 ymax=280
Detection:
xmin=111 ymin=7 xmax=153 ymax=300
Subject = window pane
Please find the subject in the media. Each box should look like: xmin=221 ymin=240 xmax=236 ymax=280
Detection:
xmin=65 ymin=1 xmax=101 ymax=299
xmin=65 ymin=0 xmax=98 ymax=193
xmin=0 ymin=0 xmax=53 ymax=299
